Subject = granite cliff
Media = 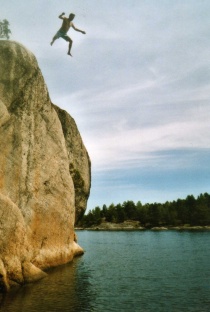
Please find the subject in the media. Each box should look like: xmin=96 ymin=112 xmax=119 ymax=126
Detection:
xmin=0 ymin=41 xmax=91 ymax=290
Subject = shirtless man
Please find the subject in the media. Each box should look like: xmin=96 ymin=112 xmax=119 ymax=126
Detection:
xmin=50 ymin=12 xmax=86 ymax=56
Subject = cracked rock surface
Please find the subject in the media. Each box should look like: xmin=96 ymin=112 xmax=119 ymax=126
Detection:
xmin=0 ymin=41 xmax=91 ymax=290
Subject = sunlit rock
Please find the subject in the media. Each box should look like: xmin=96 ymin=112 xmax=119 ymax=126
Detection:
xmin=0 ymin=41 xmax=91 ymax=290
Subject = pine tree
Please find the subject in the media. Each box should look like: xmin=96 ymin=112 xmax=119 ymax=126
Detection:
xmin=0 ymin=19 xmax=11 ymax=39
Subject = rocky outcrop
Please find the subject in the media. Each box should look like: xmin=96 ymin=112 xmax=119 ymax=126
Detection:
xmin=0 ymin=41 xmax=91 ymax=290
xmin=53 ymin=105 xmax=91 ymax=223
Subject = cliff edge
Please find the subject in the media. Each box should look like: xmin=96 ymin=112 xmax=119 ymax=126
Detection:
xmin=0 ymin=41 xmax=91 ymax=290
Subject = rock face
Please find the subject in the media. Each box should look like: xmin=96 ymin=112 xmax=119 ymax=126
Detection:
xmin=0 ymin=41 xmax=91 ymax=290
xmin=53 ymin=105 xmax=91 ymax=223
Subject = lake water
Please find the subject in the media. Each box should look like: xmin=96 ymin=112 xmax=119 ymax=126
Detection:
xmin=1 ymin=230 xmax=210 ymax=311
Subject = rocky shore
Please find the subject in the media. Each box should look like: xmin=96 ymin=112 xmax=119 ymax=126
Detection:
xmin=75 ymin=221 xmax=210 ymax=231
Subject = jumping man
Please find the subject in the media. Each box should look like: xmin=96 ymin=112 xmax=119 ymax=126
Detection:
xmin=50 ymin=12 xmax=86 ymax=57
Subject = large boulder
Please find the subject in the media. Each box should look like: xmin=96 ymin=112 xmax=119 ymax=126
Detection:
xmin=0 ymin=41 xmax=91 ymax=290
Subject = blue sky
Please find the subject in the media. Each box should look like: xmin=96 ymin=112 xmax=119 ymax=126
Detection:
xmin=1 ymin=0 xmax=210 ymax=210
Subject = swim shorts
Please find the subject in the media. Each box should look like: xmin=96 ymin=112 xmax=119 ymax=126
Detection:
xmin=55 ymin=30 xmax=69 ymax=41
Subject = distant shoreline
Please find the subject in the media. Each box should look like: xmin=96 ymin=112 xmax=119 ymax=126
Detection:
xmin=75 ymin=221 xmax=210 ymax=231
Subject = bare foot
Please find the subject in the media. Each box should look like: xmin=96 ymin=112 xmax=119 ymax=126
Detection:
xmin=67 ymin=52 xmax=73 ymax=57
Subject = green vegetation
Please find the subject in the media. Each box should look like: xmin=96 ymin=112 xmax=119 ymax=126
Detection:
xmin=0 ymin=19 xmax=11 ymax=39
xmin=77 ymin=193 xmax=210 ymax=228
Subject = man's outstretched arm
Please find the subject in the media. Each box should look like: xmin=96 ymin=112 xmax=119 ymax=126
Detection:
xmin=72 ymin=24 xmax=86 ymax=34
xmin=59 ymin=12 xmax=65 ymax=19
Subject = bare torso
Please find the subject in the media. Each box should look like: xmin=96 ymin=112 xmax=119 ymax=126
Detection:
xmin=59 ymin=18 xmax=74 ymax=33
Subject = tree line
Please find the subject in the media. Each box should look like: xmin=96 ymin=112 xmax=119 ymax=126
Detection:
xmin=77 ymin=193 xmax=210 ymax=228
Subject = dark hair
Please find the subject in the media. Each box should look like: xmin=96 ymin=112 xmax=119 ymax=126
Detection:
xmin=69 ymin=13 xmax=75 ymax=20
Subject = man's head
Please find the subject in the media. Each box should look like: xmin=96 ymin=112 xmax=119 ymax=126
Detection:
xmin=69 ymin=13 xmax=75 ymax=21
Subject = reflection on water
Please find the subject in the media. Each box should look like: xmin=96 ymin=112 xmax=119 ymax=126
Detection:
xmin=1 ymin=230 xmax=210 ymax=311
xmin=0 ymin=257 xmax=95 ymax=312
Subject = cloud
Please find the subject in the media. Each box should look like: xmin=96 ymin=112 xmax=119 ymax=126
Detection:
xmin=53 ymin=58 xmax=210 ymax=173
xmin=86 ymin=118 xmax=210 ymax=171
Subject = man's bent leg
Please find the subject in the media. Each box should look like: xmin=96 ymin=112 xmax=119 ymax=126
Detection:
xmin=67 ymin=38 xmax=73 ymax=56
xmin=51 ymin=32 xmax=60 ymax=46
xmin=50 ymin=35 xmax=57 ymax=46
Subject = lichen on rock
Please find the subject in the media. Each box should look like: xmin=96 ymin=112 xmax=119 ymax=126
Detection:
xmin=0 ymin=40 xmax=91 ymax=290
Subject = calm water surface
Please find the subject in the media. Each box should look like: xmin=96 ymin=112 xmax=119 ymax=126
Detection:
xmin=1 ymin=230 xmax=210 ymax=311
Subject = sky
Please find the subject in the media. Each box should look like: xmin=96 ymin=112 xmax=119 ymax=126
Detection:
xmin=1 ymin=0 xmax=210 ymax=211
